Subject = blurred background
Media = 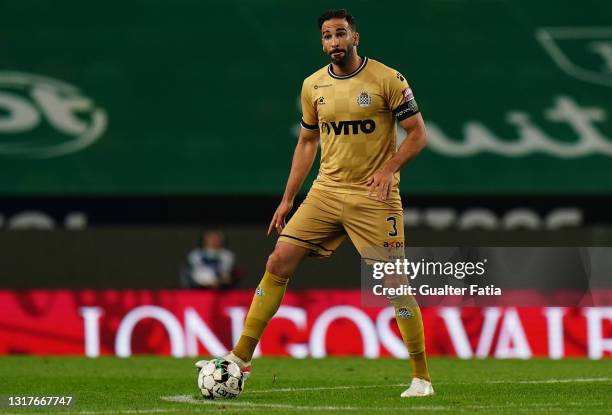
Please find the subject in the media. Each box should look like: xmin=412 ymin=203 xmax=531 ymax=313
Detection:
xmin=0 ymin=0 xmax=611 ymax=358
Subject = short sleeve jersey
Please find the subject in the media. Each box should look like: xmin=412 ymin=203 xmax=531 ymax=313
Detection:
xmin=300 ymin=57 xmax=420 ymax=195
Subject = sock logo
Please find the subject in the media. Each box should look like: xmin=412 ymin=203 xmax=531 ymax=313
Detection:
xmin=397 ymin=307 xmax=413 ymax=319
xmin=255 ymin=286 xmax=264 ymax=297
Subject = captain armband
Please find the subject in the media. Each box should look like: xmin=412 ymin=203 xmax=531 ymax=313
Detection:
xmin=392 ymin=99 xmax=420 ymax=121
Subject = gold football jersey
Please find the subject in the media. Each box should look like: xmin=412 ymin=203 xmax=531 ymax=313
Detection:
xmin=300 ymin=57 xmax=419 ymax=196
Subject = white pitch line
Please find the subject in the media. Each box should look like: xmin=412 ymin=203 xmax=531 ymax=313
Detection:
xmin=160 ymin=395 xmax=607 ymax=413
xmin=486 ymin=377 xmax=611 ymax=384
xmin=242 ymin=377 xmax=611 ymax=394
xmin=161 ymin=395 xmax=457 ymax=411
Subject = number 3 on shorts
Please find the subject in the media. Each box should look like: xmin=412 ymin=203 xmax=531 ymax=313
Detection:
xmin=386 ymin=216 xmax=398 ymax=237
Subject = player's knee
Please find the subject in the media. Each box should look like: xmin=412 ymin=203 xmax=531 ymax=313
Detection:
xmin=266 ymin=250 xmax=289 ymax=277
xmin=382 ymin=273 xmax=408 ymax=293
xmin=382 ymin=273 xmax=416 ymax=306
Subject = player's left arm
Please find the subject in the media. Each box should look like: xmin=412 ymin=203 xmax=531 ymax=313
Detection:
xmin=367 ymin=114 xmax=427 ymax=201
xmin=368 ymin=71 xmax=427 ymax=201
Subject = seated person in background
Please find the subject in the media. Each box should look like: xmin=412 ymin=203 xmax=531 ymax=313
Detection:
xmin=181 ymin=230 xmax=237 ymax=289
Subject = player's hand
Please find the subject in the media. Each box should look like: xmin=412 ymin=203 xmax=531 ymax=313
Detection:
xmin=267 ymin=199 xmax=294 ymax=236
xmin=367 ymin=167 xmax=394 ymax=201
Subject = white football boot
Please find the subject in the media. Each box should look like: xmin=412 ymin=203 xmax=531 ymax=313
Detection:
xmin=195 ymin=352 xmax=252 ymax=381
xmin=400 ymin=377 xmax=434 ymax=397
xmin=223 ymin=351 xmax=252 ymax=381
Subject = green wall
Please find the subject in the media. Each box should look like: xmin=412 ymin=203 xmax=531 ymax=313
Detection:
xmin=1 ymin=0 xmax=611 ymax=195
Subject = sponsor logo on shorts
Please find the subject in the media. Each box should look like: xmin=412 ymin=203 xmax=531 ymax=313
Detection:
xmin=383 ymin=241 xmax=404 ymax=248
xmin=255 ymin=287 xmax=264 ymax=297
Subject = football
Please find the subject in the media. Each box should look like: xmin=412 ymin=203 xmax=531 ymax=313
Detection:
xmin=197 ymin=358 xmax=245 ymax=399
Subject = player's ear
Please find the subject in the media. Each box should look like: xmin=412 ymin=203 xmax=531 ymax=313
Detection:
xmin=353 ymin=31 xmax=360 ymax=47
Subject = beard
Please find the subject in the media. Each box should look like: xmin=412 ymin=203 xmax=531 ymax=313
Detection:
xmin=328 ymin=45 xmax=354 ymax=67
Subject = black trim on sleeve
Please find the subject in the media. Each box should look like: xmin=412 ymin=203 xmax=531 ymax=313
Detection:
xmin=392 ymin=101 xmax=420 ymax=121
xmin=300 ymin=119 xmax=319 ymax=130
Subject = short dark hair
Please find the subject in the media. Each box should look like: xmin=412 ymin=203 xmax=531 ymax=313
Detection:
xmin=317 ymin=9 xmax=356 ymax=31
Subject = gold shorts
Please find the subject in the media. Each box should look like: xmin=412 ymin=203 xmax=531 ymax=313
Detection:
xmin=279 ymin=187 xmax=404 ymax=260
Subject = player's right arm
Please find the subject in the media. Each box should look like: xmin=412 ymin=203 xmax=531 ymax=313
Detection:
xmin=268 ymin=79 xmax=320 ymax=236
xmin=267 ymin=126 xmax=320 ymax=235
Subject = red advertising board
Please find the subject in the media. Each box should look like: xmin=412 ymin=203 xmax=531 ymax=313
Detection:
xmin=0 ymin=290 xmax=611 ymax=359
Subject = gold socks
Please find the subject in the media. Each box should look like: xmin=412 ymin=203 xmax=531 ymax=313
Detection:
xmin=233 ymin=271 xmax=289 ymax=362
xmin=390 ymin=296 xmax=431 ymax=381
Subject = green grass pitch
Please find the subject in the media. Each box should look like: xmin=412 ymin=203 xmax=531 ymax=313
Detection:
xmin=1 ymin=357 xmax=611 ymax=414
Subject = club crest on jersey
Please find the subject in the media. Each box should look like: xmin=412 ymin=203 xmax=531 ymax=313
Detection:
xmin=356 ymin=90 xmax=372 ymax=108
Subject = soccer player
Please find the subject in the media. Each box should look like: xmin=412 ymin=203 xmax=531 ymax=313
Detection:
xmin=198 ymin=9 xmax=433 ymax=397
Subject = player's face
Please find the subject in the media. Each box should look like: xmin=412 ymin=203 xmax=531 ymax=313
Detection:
xmin=321 ymin=18 xmax=359 ymax=66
